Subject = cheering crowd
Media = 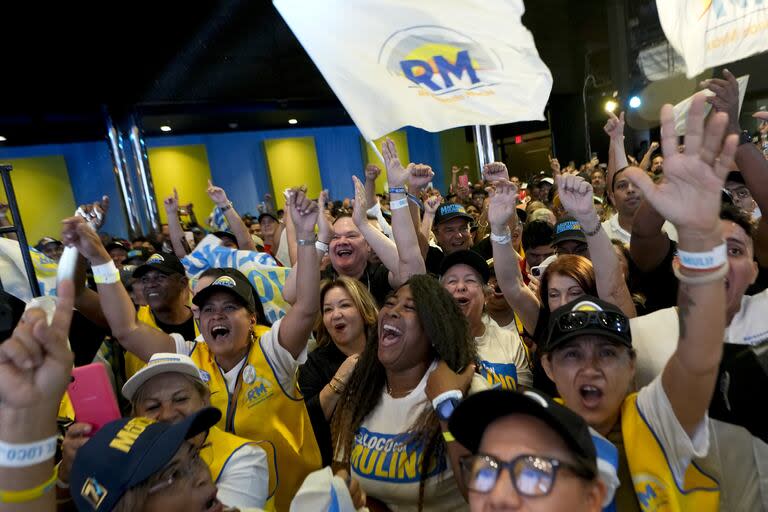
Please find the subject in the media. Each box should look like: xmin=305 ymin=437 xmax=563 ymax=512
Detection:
xmin=1 ymin=72 xmax=768 ymax=512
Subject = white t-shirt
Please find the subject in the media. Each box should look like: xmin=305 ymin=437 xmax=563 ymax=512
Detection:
xmin=476 ymin=315 xmax=532 ymax=389
xmin=630 ymin=289 xmax=768 ymax=388
xmin=217 ymin=442 xmax=270 ymax=509
xmin=349 ymin=362 xmax=487 ymax=511
xmin=171 ymin=318 xmax=307 ymax=396
xmin=602 ymin=213 xmax=678 ymax=246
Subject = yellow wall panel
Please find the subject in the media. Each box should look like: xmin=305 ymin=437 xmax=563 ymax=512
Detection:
xmin=0 ymin=156 xmax=76 ymax=244
xmin=263 ymin=137 xmax=323 ymax=210
xmin=362 ymin=130 xmax=410 ymax=194
xmin=147 ymin=145 xmax=215 ymax=224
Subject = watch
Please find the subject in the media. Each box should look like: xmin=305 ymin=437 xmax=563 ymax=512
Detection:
xmin=432 ymin=390 xmax=463 ymax=422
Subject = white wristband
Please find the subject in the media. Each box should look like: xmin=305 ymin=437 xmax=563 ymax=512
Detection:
xmin=92 ymin=260 xmax=120 ymax=284
xmin=390 ymin=197 xmax=409 ymax=210
xmin=315 ymin=240 xmax=329 ymax=253
xmin=677 ymin=243 xmax=727 ymax=270
xmin=431 ymin=390 xmax=464 ymax=411
xmin=0 ymin=436 xmax=58 ymax=467
xmin=490 ymin=229 xmax=512 ymax=245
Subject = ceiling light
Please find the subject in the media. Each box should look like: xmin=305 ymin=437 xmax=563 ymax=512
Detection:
xmin=604 ymin=100 xmax=618 ymax=113
xmin=0 ymin=136 xmax=6 ymax=142
xmin=288 ymin=119 xmax=298 ymax=125
xmin=629 ymin=95 xmax=642 ymax=109
xmin=228 ymin=122 xmax=239 ymax=129
xmin=160 ymin=125 xmax=172 ymax=132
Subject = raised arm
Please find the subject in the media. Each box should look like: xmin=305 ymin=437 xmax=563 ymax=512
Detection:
xmin=707 ymin=69 xmax=768 ymax=266
xmin=488 ymin=180 xmax=540 ymax=334
xmin=164 ymin=188 xmax=190 ymax=258
xmin=605 ymin=111 xmax=628 ymax=189
xmin=276 ymin=189 xmax=320 ymax=359
xmin=61 ymin=217 xmax=175 ymax=360
xmin=638 ymin=141 xmax=660 ymax=172
xmin=420 ymin=194 xmax=442 ymax=241
xmin=207 ymin=180 xmax=256 ymax=251
xmin=0 ymin=279 xmax=74 ymax=512
xmin=625 ymin=93 xmax=737 ymax=437
xmin=364 ymin=164 xmax=380 ymax=210
xmin=382 ymin=139 xmax=428 ymax=280
xmin=352 ymin=175 xmax=400 ymax=273
xmin=556 ymin=171 xmax=636 ymax=317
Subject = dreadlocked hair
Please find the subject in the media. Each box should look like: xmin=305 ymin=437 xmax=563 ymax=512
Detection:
xmin=331 ymin=274 xmax=475 ymax=510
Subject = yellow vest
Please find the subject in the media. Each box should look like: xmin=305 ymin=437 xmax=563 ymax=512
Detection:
xmin=621 ymin=393 xmax=720 ymax=511
xmin=201 ymin=426 xmax=276 ymax=511
xmin=190 ymin=326 xmax=322 ymax=512
xmin=123 ymin=306 xmax=200 ymax=379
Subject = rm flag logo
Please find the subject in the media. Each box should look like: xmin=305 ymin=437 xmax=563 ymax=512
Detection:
xmin=273 ymin=0 xmax=552 ymax=141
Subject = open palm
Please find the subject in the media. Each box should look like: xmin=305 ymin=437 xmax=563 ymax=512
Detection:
xmin=382 ymin=138 xmax=413 ymax=188
xmin=623 ymin=93 xmax=737 ymax=233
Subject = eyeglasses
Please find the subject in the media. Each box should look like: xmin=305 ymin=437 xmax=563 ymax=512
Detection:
xmin=460 ymin=453 xmax=593 ymax=496
xmin=148 ymin=444 xmax=207 ymax=494
xmin=556 ymin=310 xmax=629 ymax=334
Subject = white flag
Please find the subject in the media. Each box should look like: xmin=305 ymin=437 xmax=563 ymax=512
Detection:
xmin=672 ymin=75 xmax=749 ymax=135
xmin=273 ymin=0 xmax=553 ymax=141
xmin=657 ymin=0 xmax=768 ymax=78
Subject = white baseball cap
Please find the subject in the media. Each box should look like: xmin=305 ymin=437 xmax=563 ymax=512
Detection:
xmin=122 ymin=353 xmax=205 ymax=400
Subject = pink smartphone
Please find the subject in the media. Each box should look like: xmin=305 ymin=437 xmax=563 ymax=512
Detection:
xmin=67 ymin=363 xmax=121 ymax=433
xmin=459 ymin=174 xmax=469 ymax=187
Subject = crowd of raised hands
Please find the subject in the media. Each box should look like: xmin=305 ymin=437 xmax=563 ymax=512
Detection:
xmin=2 ymin=71 xmax=768 ymax=512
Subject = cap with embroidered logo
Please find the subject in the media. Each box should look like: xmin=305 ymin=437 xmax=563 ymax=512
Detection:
xmin=553 ymin=217 xmax=587 ymax=246
xmin=69 ymin=407 xmax=221 ymax=511
xmin=132 ymin=251 xmax=186 ymax=279
xmin=192 ymin=267 xmax=257 ymax=313
xmin=433 ymin=203 xmax=474 ymax=226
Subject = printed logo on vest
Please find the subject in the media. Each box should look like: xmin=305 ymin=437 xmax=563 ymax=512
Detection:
xmin=351 ymin=427 xmax=446 ymax=483
xmin=479 ymin=360 xmax=518 ymax=390
xmin=633 ymin=474 xmax=671 ymax=511
xmin=245 ymin=374 xmax=274 ymax=407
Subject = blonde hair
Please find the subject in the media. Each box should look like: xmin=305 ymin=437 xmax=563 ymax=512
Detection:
xmin=314 ymin=277 xmax=378 ymax=349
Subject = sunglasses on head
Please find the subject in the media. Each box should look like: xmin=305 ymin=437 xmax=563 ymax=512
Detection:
xmin=556 ymin=310 xmax=629 ymax=334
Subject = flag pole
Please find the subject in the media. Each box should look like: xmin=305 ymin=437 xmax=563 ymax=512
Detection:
xmin=367 ymin=139 xmax=385 ymax=165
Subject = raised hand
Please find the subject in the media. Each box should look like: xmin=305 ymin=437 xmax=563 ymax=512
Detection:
xmin=365 ymin=164 xmax=381 ymax=182
xmin=164 ymin=188 xmax=180 ymax=215
xmin=317 ymin=189 xmax=333 ymax=243
xmin=548 ymin=154 xmax=561 ymax=175
xmin=623 ymin=93 xmax=737 ymax=234
xmin=381 ymin=138 xmax=414 ymax=188
xmin=409 ymin=164 xmax=434 ymax=190
xmin=604 ymin=111 xmax=625 ymax=140
xmin=702 ymin=69 xmax=741 ymax=135
xmin=288 ymin=188 xmax=319 ymax=237
xmin=487 ymin=180 xmax=519 ymax=231
xmin=61 ymin=216 xmax=110 ymax=264
xmin=351 ymin=176 xmax=368 ymax=226
xmin=483 ymin=162 xmax=509 ymax=183
xmin=424 ymin=194 xmax=443 ymax=215
xmin=650 ymin=141 xmax=660 ymax=153
xmin=76 ymin=195 xmax=110 ymax=230
xmin=0 ymin=279 xmax=75 ymax=409
xmin=555 ymin=172 xmax=597 ymax=221
xmin=207 ymin=180 xmax=229 ymax=207
xmin=451 ymin=165 xmax=460 ymax=175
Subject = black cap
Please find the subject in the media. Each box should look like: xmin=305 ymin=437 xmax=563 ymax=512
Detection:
xmin=192 ymin=268 xmax=257 ymax=313
xmin=132 ymin=252 xmax=186 ymax=279
xmin=553 ymin=217 xmax=587 ymax=245
xmin=70 ymin=407 xmax=221 ymax=511
xmin=725 ymin=171 xmax=745 ymax=185
xmin=433 ymin=203 xmax=473 ymax=226
xmin=213 ymin=231 xmax=238 ymax=246
xmin=544 ymin=295 xmax=632 ymax=353
xmin=449 ymin=388 xmax=597 ymax=478
xmin=105 ymin=241 xmax=129 ymax=253
xmin=258 ymin=212 xmax=279 ymax=223
xmin=440 ymin=249 xmax=491 ymax=284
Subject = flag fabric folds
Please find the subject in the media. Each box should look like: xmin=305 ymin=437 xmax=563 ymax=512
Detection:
xmin=274 ymin=0 xmax=553 ymax=141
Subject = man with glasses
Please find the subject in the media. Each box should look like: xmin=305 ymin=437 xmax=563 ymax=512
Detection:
xmin=448 ymin=388 xmax=606 ymax=511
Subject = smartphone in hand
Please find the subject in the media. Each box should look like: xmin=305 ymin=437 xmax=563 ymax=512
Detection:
xmin=67 ymin=363 xmax=121 ymax=434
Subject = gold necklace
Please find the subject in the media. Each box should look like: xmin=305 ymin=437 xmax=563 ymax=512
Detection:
xmin=386 ymin=382 xmax=417 ymax=397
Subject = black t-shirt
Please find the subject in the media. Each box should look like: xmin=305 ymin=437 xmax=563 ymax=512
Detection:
xmin=154 ymin=311 xmax=197 ymax=341
xmin=627 ymin=241 xmax=678 ymax=314
xmin=298 ymin=341 xmax=348 ymax=466
xmin=425 ymin=245 xmax=445 ymax=276
xmin=472 ymin=236 xmax=493 ymax=260
xmin=321 ymin=262 xmax=393 ymax=306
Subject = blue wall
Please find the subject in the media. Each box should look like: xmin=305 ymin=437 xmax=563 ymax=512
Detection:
xmin=0 ymin=124 xmax=445 ymax=239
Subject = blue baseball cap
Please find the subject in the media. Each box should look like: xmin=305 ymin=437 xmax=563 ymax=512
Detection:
xmin=434 ymin=203 xmax=473 ymax=226
xmin=553 ymin=217 xmax=587 ymax=245
xmin=70 ymin=407 xmax=221 ymax=511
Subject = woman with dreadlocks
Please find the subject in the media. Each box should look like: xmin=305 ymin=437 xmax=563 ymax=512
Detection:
xmin=331 ymin=274 xmax=486 ymax=511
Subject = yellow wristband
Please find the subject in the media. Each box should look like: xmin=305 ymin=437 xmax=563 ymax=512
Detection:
xmin=0 ymin=465 xmax=58 ymax=503
xmin=443 ymin=431 xmax=455 ymax=443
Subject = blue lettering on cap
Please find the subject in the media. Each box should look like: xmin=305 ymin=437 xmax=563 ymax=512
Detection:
xmin=556 ymin=220 xmax=582 ymax=234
